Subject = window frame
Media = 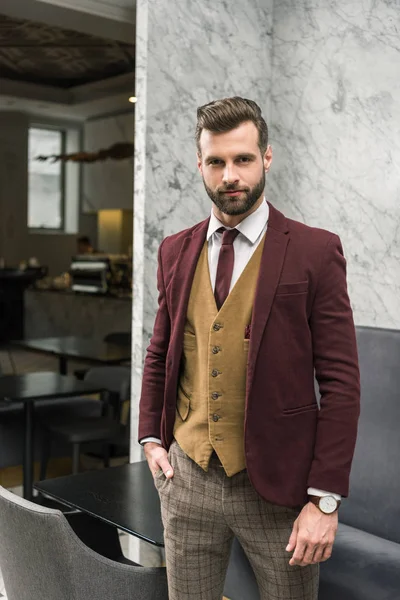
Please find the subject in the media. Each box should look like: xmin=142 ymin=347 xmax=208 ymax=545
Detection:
xmin=28 ymin=124 xmax=67 ymax=233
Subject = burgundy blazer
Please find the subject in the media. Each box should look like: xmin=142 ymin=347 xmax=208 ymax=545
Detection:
xmin=138 ymin=202 xmax=360 ymax=508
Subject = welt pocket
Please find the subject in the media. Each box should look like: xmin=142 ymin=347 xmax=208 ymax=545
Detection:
xmin=176 ymin=384 xmax=191 ymax=421
xmin=276 ymin=281 xmax=308 ymax=296
xmin=282 ymin=403 xmax=318 ymax=415
xmin=183 ymin=332 xmax=196 ymax=350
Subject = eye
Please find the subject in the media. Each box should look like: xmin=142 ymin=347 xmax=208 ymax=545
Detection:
xmin=209 ymin=159 xmax=223 ymax=166
xmin=237 ymin=157 xmax=251 ymax=163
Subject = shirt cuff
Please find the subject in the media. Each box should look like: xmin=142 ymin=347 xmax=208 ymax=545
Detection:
xmin=307 ymin=487 xmax=341 ymax=501
xmin=140 ymin=437 xmax=162 ymax=445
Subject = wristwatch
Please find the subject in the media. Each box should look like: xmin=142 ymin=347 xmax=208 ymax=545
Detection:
xmin=308 ymin=495 xmax=341 ymax=514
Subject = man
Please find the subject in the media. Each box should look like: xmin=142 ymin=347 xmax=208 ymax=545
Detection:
xmin=76 ymin=235 xmax=94 ymax=255
xmin=139 ymin=97 xmax=360 ymax=600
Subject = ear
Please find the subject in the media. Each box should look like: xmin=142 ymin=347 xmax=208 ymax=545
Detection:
xmin=197 ymin=152 xmax=203 ymax=175
xmin=263 ymin=145 xmax=273 ymax=172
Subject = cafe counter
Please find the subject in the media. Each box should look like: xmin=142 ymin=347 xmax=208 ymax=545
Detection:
xmin=25 ymin=288 xmax=132 ymax=340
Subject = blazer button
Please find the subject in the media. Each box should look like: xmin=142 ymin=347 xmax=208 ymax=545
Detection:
xmin=211 ymin=392 xmax=220 ymax=400
xmin=212 ymin=414 xmax=220 ymax=422
xmin=213 ymin=323 xmax=222 ymax=331
xmin=211 ymin=369 xmax=219 ymax=377
xmin=212 ymin=346 xmax=220 ymax=354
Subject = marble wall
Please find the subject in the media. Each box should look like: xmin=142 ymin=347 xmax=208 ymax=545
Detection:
xmin=131 ymin=0 xmax=273 ymax=462
xmin=269 ymin=0 xmax=400 ymax=328
xmin=83 ymin=112 xmax=134 ymax=212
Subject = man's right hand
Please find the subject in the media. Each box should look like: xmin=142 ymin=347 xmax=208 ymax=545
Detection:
xmin=143 ymin=442 xmax=174 ymax=479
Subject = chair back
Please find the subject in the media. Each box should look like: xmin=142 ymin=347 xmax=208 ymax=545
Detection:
xmin=103 ymin=332 xmax=131 ymax=346
xmin=0 ymin=486 xmax=168 ymax=600
xmin=339 ymin=326 xmax=400 ymax=543
xmin=84 ymin=365 xmax=131 ymax=420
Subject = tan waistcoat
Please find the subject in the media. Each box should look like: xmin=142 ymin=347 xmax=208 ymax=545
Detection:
xmin=173 ymin=234 xmax=266 ymax=476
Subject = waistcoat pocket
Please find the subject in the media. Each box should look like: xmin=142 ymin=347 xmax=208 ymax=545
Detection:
xmin=176 ymin=384 xmax=191 ymax=421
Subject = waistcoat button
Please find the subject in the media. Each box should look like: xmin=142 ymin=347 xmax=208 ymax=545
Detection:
xmin=211 ymin=392 xmax=220 ymax=400
xmin=212 ymin=346 xmax=220 ymax=354
xmin=212 ymin=414 xmax=220 ymax=422
xmin=213 ymin=323 xmax=222 ymax=331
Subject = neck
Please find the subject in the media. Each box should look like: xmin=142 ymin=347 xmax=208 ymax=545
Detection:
xmin=213 ymin=195 xmax=264 ymax=228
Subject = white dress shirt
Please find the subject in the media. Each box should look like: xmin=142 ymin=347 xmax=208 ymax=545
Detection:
xmin=141 ymin=199 xmax=340 ymax=501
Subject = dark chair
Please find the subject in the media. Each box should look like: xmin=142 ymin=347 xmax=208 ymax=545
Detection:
xmin=74 ymin=331 xmax=131 ymax=380
xmin=223 ymin=326 xmax=400 ymax=600
xmin=103 ymin=331 xmax=131 ymax=345
xmin=0 ymin=398 xmax=101 ymax=470
xmin=0 ymin=486 xmax=168 ymax=600
xmin=319 ymin=326 xmax=400 ymax=599
xmin=39 ymin=366 xmax=131 ymax=478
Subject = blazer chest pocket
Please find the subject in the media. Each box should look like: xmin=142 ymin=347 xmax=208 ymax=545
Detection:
xmin=275 ymin=281 xmax=308 ymax=296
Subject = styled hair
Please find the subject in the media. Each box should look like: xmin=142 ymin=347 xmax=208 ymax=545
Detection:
xmin=196 ymin=96 xmax=268 ymax=155
xmin=77 ymin=236 xmax=91 ymax=245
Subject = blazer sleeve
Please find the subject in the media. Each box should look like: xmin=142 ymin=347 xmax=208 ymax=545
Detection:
xmin=307 ymin=234 xmax=361 ymax=496
xmin=138 ymin=238 xmax=171 ymax=443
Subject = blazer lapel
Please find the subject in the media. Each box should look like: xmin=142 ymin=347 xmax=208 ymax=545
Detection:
xmin=169 ymin=218 xmax=209 ymax=330
xmin=247 ymin=203 xmax=290 ymax=389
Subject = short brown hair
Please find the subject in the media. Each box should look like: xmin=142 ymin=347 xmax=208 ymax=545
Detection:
xmin=196 ymin=96 xmax=268 ymax=155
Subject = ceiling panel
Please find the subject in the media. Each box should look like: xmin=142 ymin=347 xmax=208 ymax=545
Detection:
xmin=0 ymin=13 xmax=135 ymax=88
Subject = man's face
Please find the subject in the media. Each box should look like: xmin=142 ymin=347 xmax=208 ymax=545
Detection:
xmin=197 ymin=121 xmax=272 ymax=216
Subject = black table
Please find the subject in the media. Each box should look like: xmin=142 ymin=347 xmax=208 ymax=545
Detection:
xmin=13 ymin=336 xmax=131 ymax=374
xmin=0 ymin=372 xmax=105 ymax=500
xmin=34 ymin=461 xmax=164 ymax=547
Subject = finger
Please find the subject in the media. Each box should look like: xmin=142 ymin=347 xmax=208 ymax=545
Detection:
xmin=286 ymin=521 xmax=298 ymax=552
xmin=299 ymin=545 xmax=317 ymax=567
xmin=319 ymin=544 xmax=333 ymax=562
xmin=289 ymin=538 xmax=307 ymax=566
xmin=311 ymin=544 xmax=326 ymax=564
xmin=158 ymin=458 xmax=174 ymax=478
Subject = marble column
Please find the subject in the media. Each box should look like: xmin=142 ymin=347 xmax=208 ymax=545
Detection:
xmin=269 ymin=0 xmax=400 ymax=328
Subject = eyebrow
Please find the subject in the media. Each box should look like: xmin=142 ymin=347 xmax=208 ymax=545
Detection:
xmin=205 ymin=153 xmax=258 ymax=163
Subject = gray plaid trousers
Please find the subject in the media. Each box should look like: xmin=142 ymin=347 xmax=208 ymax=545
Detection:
xmin=154 ymin=441 xmax=319 ymax=600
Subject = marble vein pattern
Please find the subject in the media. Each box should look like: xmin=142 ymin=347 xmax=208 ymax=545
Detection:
xmin=269 ymin=0 xmax=400 ymax=328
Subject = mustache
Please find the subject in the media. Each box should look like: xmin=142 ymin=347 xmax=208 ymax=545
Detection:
xmin=218 ymin=185 xmax=249 ymax=193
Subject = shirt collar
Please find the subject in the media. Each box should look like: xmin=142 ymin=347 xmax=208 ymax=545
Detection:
xmin=207 ymin=198 xmax=269 ymax=244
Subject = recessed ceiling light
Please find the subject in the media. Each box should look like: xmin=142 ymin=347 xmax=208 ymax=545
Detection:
xmin=129 ymin=96 xmax=137 ymax=104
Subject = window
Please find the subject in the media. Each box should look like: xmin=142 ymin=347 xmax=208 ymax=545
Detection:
xmin=28 ymin=127 xmax=65 ymax=230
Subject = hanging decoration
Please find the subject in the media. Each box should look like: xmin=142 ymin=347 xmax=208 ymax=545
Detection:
xmin=36 ymin=142 xmax=134 ymax=163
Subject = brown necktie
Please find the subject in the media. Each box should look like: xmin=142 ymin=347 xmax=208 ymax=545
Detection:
xmin=214 ymin=227 xmax=240 ymax=310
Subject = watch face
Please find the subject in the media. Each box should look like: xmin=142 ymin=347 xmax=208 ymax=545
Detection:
xmin=320 ymin=496 xmax=337 ymax=514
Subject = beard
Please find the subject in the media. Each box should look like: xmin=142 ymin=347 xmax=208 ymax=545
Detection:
xmin=203 ymin=170 xmax=266 ymax=216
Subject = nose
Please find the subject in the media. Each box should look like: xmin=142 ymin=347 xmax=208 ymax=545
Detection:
xmin=222 ymin=163 xmax=240 ymax=185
